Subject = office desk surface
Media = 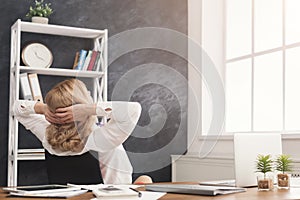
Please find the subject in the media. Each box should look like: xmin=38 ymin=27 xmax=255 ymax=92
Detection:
xmin=1 ymin=186 xmax=300 ymax=199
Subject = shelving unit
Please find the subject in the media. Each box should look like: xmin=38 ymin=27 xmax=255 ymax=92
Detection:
xmin=8 ymin=19 xmax=108 ymax=186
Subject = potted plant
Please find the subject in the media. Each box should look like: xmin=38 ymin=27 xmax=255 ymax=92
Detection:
xmin=275 ymin=154 xmax=293 ymax=189
xmin=255 ymin=154 xmax=274 ymax=191
xmin=26 ymin=0 xmax=53 ymax=24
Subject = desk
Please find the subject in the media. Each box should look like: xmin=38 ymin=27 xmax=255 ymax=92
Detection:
xmin=1 ymin=185 xmax=300 ymax=199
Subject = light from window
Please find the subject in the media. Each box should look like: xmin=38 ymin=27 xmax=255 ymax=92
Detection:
xmin=226 ymin=59 xmax=252 ymax=132
xmin=285 ymin=47 xmax=300 ymax=130
xmin=254 ymin=0 xmax=282 ymax=52
xmin=286 ymin=0 xmax=300 ymax=45
xmin=253 ymin=52 xmax=283 ymax=131
xmin=226 ymin=0 xmax=252 ymax=59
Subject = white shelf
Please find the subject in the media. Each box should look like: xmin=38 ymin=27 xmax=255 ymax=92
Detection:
xmin=17 ymin=154 xmax=45 ymax=161
xmin=18 ymin=148 xmax=45 ymax=153
xmin=17 ymin=148 xmax=45 ymax=160
xmin=13 ymin=20 xmax=106 ymax=39
xmin=16 ymin=66 xmax=104 ymax=78
xmin=8 ymin=19 xmax=108 ymax=186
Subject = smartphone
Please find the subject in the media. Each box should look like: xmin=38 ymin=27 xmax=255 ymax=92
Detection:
xmin=98 ymin=186 xmax=123 ymax=193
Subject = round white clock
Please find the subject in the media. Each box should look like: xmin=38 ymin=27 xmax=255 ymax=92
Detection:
xmin=21 ymin=43 xmax=53 ymax=68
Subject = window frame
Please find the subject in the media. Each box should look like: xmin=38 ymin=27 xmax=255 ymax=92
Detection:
xmin=225 ymin=0 xmax=300 ymax=134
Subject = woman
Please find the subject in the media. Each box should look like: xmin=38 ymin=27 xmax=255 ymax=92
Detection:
xmin=14 ymin=78 xmax=141 ymax=184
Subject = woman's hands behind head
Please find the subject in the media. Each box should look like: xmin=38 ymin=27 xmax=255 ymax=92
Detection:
xmin=44 ymin=106 xmax=62 ymax=124
xmin=54 ymin=104 xmax=96 ymax=124
xmin=34 ymin=102 xmax=62 ymax=124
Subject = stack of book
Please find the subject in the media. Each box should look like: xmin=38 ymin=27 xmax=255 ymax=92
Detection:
xmin=73 ymin=50 xmax=102 ymax=71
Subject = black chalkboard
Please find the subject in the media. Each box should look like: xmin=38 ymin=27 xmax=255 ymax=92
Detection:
xmin=0 ymin=0 xmax=187 ymax=185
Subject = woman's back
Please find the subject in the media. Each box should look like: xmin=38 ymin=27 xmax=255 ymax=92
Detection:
xmin=45 ymin=150 xmax=103 ymax=184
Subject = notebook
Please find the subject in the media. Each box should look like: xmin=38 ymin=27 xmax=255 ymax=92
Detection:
xmin=92 ymin=185 xmax=140 ymax=199
xmin=200 ymin=133 xmax=282 ymax=187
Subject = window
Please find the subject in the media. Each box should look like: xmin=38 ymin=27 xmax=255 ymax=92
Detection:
xmin=225 ymin=0 xmax=300 ymax=133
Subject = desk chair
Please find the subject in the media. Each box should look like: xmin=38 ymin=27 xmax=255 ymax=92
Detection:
xmin=45 ymin=150 xmax=103 ymax=185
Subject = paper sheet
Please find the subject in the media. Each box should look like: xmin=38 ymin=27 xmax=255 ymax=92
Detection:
xmin=67 ymin=183 xmax=140 ymax=190
xmin=67 ymin=183 xmax=166 ymax=200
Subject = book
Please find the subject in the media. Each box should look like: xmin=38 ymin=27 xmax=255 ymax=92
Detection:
xmin=74 ymin=49 xmax=87 ymax=70
xmin=82 ymin=50 xmax=93 ymax=71
xmin=19 ymin=73 xmax=33 ymax=100
xmin=93 ymin=51 xmax=102 ymax=71
xmin=72 ymin=51 xmax=79 ymax=69
xmin=27 ymin=73 xmax=43 ymax=103
xmin=87 ymin=51 xmax=99 ymax=71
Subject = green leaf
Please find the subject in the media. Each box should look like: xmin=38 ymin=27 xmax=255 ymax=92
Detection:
xmin=26 ymin=0 xmax=53 ymax=18
xmin=255 ymin=154 xmax=273 ymax=175
xmin=275 ymin=154 xmax=293 ymax=173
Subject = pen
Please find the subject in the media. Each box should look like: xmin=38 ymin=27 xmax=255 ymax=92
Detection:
xmin=129 ymin=187 xmax=142 ymax=198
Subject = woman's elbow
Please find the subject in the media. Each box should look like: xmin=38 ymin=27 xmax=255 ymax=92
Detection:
xmin=127 ymin=102 xmax=142 ymax=124
xmin=109 ymin=102 xmax=141 ymax=135
xmin=131 ymin=102 xmax=142 ymax=118
xmin=13 ymin=100 xmax=35 ymax=117
xmin=12 ymin=101 xmax=23 ymax=117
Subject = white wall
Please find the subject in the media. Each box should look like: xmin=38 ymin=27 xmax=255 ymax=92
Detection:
xmin=187 ymin=0 xmax=225 ymax=155
xmin=187 ymin=0 xmax=202 ymax=154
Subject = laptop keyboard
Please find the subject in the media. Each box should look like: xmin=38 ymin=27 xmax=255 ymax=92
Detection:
xmin=145 ymin=184 xmax=245 ymax=196
xmin=146 ymin=184 xmax=216 ymax=195
xmin=199 ymin=179 xmax=236 ymax=187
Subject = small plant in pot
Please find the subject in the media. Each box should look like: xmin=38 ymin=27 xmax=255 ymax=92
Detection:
xmin=255 ymin=154 xmax=274 ymax=191
xmin=26 ymin=0 xmax=53 ymax=24
xmin=275 ymin=154 xmax=293 ymax=189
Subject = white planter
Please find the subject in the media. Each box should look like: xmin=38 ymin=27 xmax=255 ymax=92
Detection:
xmin=31 ymin=16 xmax=49 ymax=24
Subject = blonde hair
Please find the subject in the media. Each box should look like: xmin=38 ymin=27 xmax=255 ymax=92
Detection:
xmin=45 ymin=79 xmax=96 ymax=152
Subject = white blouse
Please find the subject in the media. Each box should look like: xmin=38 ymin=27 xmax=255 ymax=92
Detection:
xmin=13 ymin=100 xmax=142 ymax=184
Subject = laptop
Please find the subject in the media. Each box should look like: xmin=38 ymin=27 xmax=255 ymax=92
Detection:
xmin=145 ymin=184 xmax=246 ymax=196
xmin=200 ymin=133 xmax=282 ymax=187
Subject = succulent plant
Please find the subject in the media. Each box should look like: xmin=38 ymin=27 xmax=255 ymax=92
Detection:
xmin=255 ymin=154 xmax=273 ymax=179
xmin=275 ymin=154 xmax=293 ymax=174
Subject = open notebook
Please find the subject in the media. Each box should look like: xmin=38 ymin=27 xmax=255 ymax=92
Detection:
xmin=200 ymin=133 xmax=282 ymax=187
xmin=92 ymin=185 xmax=140 ymax=199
